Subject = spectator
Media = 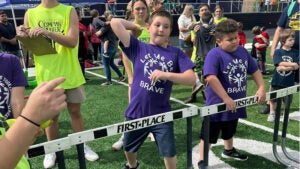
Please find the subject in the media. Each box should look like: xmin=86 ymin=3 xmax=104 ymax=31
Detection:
xmin=0 ymin=11 xmax=21 ymax=58
xmin=107 ymin=0 xmax=117 ymax=16
xmin=88 ymin=12 xmax=101 ymax=65
xmin=178 ymin=4 xmax=196 ymax=58
xmin=77 ymin=8 xmax=90 ymax=81
xmin=184 ymin=4 xmax=212 ymax=103
xmin=252 ymin=26 xmax=269 ymax=74
xmin=213 ymin=5 xmax=227 ymax=25
xmin=95 ymin=10 xmax=125 ymax=86
xmin=17 ymin=1 xmax=99 ymax=168
xmin=237 ymin=22 xmax=246 ymax=47
xmin=267 ymin=29 xmax=299 ymax=122
xmin=260 ymin=0 xmax=299 ymax=114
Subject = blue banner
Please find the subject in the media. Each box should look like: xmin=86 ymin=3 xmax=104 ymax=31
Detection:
xmin=0 ymin=0 xmax=10 ymax=7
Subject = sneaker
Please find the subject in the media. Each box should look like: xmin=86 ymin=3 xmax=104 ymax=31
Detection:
xmin=267 ymin=114 xmax=275 ymax=122
xmin=197 ymin=160 xmax=205 ymax=169
xmin=123 ymin=161 xmax=140 ymax=169
xmin=112 ymin=137 xmax=123 ymax=151
xmin=43 ymin=153 xmax=56 ymax=168
xmin=192 ymin=82 xmax=204 ymax=96
xmin=280 ymin=115 xmax=290 ymax=122
xmin=85 ymin=77 xmax=91 ymax=81
xmin=259 ymin=104 xmax=270 ymax=114
xmin=148 ymin=133 xmax=155 ymax=142
xmin=118 ymin=76 xmax=126 ymax=82
xmin=84 ymin=144 xmax=99 ymax=161
xmin=221 ymin=147 xmax=248 ymax=161
xmin=101 ymin=81 xmax=112 ymax=86
xmin=103 ymin=53 xmax=109 ymax=58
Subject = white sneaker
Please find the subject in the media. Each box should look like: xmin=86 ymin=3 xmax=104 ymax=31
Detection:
xmin=148 ymin=133 xmax=155 ymax=142
xmin=267 ymin=114 xmax=275 ymax=122
xmin=280 ymin=115 xmax=290 ymax=122
xmin=84 ymin=144 xmax=99 ymax=161
xmin=112 ymin=136 xmax=123 ymax=150
xmin=43 ymin=153 xmax=56 ymax=168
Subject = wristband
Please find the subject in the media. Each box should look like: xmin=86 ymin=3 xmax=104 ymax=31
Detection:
xmin=19 ymin=114 xmax=40 ymax=127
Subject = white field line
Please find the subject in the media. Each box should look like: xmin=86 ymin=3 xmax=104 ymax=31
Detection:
xmin=87 ymin=70 xmax=299 ymax=141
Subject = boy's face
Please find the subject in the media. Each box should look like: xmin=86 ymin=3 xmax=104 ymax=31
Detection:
xmin=283 ymin=37 xmax=295 ymax=48
xmin=216 ymin=32 xmax=239 ymax=53
xmin=147 ymin=16 xmax=171 ymax=47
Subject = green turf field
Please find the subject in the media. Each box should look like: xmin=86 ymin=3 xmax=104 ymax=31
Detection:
xmin=26 ymin=47 xmax=299 ymax=169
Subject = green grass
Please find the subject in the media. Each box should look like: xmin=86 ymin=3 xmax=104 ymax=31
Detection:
xmin=27 ymin=46 xmax=299 ymax=168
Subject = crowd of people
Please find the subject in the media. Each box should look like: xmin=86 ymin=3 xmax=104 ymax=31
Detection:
xmin=0 ymin=0 xmax=298 ymax=169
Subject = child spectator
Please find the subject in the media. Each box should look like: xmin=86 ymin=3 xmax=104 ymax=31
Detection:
xmin=102 ymin=11 xmax=114 ymax=58
xmin=267 ymin=29 xmax=299 ymax=122
xmin=111 ymin=11 xmax=196 ymax=168
xmin=237 ymin=22 xmax=246 ymax=47
xmin=252 ymin=26 xmax=269 ymax=74
xmin=198 ymin=19 xmax=265 ymax=169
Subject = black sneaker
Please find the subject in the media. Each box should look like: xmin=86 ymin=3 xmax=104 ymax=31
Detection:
xmin=118 ymin=76 xmax=126 ymax=82
xmin=198 ymin=160 xmax=205 ymax=169
xmin=221 ymin=147 xmax=248 ymax=161
xmin=259 ymin=104 xmax=270 ymax=114
xmin=123 ymin=161 xmax=140 ymax=169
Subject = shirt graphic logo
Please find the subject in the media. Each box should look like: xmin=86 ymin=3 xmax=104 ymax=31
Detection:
xmin=0 ymin=76 xmax=11 ymax=119
xmin=223 ymin=59 xmax=248 ymax=93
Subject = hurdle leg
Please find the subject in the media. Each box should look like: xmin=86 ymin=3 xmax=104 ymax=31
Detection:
xmin=203 ymin=116 xmax=210 ymax=168
xmin=281 ymin=95 xmax=299 ymax=163
xmin=76 ymin=143 xmax=87 ymax=169
xmin=186 ymin=117 xmax=192 ymax=169
xmin=56 ymin=151 xmax=66 ymax=169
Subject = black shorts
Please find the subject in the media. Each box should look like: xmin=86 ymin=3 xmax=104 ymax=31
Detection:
xmin=256 ymin=51 xmax=266 ymax=62
xmin=200 ymin=119 xmax=238 ymax=144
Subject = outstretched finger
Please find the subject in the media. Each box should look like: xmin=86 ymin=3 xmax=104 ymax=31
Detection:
xmin=44 ymin=77 xmax=65 ymax=91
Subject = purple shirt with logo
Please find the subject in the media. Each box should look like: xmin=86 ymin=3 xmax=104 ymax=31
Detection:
xmin=121 ymin=35 xmax=195 ymax=119
xmin=204 ymin=46 xmax=258 ymax=122
xmin=0 ymin=53 xmax=27 ymax=119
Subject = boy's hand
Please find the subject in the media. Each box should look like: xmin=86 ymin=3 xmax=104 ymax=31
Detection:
xmin=149 ymin=69 xmax=166 ymax=82
xmin=224 ymin=97 xmax=236 ymax=113
xmin=256 ymin=88 xmax=266 ymax=105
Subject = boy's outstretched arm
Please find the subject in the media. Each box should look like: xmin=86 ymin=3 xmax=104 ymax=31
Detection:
xmin=110 ymin=18 xmax=141 ymax=47
xmin=205 ymin=75 xmax=237 ymax=112
xmin=251 ymin=70 xmax=266 ymax=105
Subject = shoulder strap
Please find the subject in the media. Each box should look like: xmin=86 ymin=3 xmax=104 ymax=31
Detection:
xmin=287 ymin=1 xmax=296 ymax=17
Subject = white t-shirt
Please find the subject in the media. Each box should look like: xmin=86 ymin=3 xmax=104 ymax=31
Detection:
xmin=178 ymin=14 xmax=193 ymax=40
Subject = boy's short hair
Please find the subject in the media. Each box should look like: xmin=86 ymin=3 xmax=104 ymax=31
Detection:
xmin=214 ymin=19 xmax=238 ymax=40
xmin=0 ymin=10 xmax=5 ymax=15
xmin=251 ymin=26 xmax=261 ymax=35
xmin=201 ymin=11 xmax=213 ymax=24
xmin=279 ymin=29 xmax=295 ymax=44
xmin=149 ymin=10 xmax=173 ymax=27
xmin=237 ymin=22 xmax=243 ymax=29
xmin=89 ymin=9 xmax=99 ymax=18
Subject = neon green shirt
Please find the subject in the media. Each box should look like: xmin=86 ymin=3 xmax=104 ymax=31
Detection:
xmin=0 ymin=115 xmax=30 ymax=169
xmin=27 ymin=4 xmax=85 ymax=89
xmin=214 ymin=17 xmax=227 ymax=25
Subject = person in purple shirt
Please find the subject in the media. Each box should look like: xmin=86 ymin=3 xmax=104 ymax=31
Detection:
xmin=111 ymin=11 xmax=195 ymax=169
xmin=197 ymin=19 xmax=266 ymax=169
xmin=0 ymin=53 xmax=27 ymax=119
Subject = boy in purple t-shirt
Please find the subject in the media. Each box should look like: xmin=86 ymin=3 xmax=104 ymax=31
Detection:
xmin=111 ymin=11 xmax=195 ymax=169
xmin=198 ymin=19 xmax=266 ymax=169
xmin=0 ymin=53 xmax=27 ymax=119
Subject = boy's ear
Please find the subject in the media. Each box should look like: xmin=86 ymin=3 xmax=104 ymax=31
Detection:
xmin=215 ymin=38 xmax=221 ymax=45
xmin=146 ymin=23 xmax=150 ymax=31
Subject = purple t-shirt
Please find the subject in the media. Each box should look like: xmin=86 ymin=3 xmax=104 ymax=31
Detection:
xmin=204 ymin=46 xmax=258 ymax=122
xmin=121 ymin=35 xmax=195 ymax=119
xmin=0 ymin=53 xmax=28 ymax=119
